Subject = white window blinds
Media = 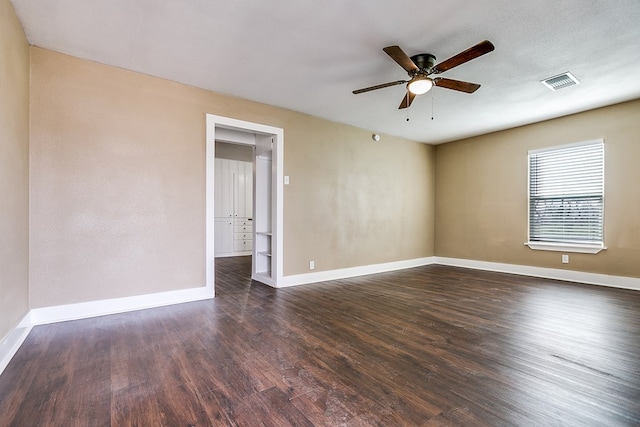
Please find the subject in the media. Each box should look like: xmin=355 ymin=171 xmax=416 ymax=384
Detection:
xmin=528 ymin=140 xmax=604 ymax=246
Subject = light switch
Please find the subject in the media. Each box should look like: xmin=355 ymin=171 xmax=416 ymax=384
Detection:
xmin=284 ymin=175 xmax=290 ymax=185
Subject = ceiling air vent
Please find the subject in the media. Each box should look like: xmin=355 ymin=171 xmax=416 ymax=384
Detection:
xmin=541 ymin=72 xmax=580 ymax=91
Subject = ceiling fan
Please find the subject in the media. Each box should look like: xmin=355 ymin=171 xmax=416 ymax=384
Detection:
xmin=353 ymin=40 xmax=495 ymax=109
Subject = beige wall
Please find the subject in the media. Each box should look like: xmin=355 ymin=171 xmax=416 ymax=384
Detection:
xmin=0 ymin=0 xmax=30 ymax=339
xmin=284 ymin=124 xmax=434 ymax=273
xmin=8 ymin=29 xmax=639 ymax=317
xmin=29 ymin=48 xmax=435 ymax=307
xmin=435 ymin=99 xmax=640 ymax=278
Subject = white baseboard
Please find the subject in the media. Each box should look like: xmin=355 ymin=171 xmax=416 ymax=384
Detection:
xmin=435 ymin=257 xmax=640 ymax=291
xmin=2 ymin=257 xmax=637 ymax=378
xmin=28 ymin=285 xmax=214 ymax=326
xmin=215 ymin=252 xmax=251 ymax=259
xmin=0 ymin=313 xmax=34 ymax=377
xmin=278 ymin=257 xmax=436 ymax=288
xmin=0 ymin=285 xmax=213 ymax=378
xmin=278 ymin=255 xmax=640 ymax=291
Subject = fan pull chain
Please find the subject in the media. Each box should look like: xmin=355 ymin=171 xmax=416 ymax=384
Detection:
xmin=431 ymin=93 xmax=434 ymax=121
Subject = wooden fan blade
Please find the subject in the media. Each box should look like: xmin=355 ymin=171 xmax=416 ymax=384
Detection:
xmin=432 ymin=40 xmax=495 ymax=74
xmin=433 ymin=77 xmax=481 ymax=93
xmin=398 ymin=91 xmax=416 ymax=109
xmin=352 ymin=80 xmax=407 ymax=94
xmin=383 ymin=46 xmax=419 ymax=73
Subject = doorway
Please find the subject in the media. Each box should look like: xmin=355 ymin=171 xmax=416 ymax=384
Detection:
xmin=206 ymin=114 xmax=284 ymax=297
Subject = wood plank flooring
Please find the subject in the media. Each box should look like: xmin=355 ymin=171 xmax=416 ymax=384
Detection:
xmin=1 ymin=257 xmax=639 ymax=426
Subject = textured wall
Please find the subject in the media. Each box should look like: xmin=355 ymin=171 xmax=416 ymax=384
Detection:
xmin=29 ymin=48 xmax=435 ymax=307
xmin=284 ymin=123 xmax=434 ymax=273
xmin=435 ymin=99 xmax=640 ymax=278
xmin=0 ymin=0 xmax=30 ymax=339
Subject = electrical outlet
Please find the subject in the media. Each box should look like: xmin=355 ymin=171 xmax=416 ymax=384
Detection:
xmin=562 ymin=254 xmax=569 ymax=264
xmin=309 ymin=260 xmax=315 ymax=270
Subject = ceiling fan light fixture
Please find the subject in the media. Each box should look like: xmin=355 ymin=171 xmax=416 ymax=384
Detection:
xmin=407 ymin=77 xmax=433 ymax=95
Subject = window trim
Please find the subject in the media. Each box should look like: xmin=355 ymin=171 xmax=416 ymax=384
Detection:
xmin=525 ymin=139 xmax=605 ymax=254
xmin=525 ymin=241 xmax=606 ymax=254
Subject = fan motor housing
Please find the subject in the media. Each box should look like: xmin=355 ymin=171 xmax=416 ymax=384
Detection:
xmin=410 ymin=53 xmax=436 ymax=71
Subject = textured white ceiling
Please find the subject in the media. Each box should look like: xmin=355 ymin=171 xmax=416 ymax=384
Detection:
xmin=11 ymin=0 xmax=640 ymax=144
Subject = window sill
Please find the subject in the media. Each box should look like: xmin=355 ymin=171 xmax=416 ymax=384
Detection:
xmin=525 ymin=242 xmax=606 ymax=254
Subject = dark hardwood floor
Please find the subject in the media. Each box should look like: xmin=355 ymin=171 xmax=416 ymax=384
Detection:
xmin=1 ymin=257 xmax=639 ymax=426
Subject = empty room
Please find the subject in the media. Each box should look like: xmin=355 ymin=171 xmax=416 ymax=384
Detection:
xmin=1 ymin=0 xmax=640 ymax=425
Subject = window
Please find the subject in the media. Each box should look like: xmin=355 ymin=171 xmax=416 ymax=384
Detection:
xmin=527 ymin=140 xmax=605 ymax=253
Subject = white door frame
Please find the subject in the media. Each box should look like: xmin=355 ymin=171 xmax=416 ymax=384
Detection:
xmin=206 ymin=114 xmax=284 ymax=295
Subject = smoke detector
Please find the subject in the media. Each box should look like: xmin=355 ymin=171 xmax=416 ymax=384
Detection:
xmin=541 ymin=72 xmax=580 ymax=91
